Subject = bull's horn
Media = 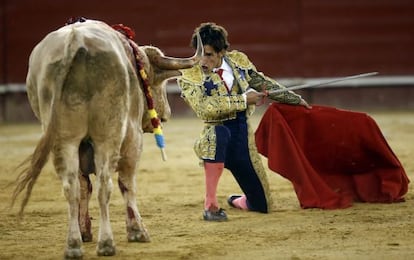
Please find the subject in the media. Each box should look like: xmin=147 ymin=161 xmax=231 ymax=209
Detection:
xmin=151 ymin=32 xmax=203 ymax=70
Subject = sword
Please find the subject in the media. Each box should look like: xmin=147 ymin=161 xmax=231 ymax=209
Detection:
xmin=266 ymin=72 xmax=378 ymax=95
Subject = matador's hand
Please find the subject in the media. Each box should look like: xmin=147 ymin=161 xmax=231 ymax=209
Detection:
xmin=246 ymin=89 xmax=266 ymax=105
xmin=300 ymin=98 xmax=312 ymax=109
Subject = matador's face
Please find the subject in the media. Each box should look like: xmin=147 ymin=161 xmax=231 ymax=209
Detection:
xmin=200 ymin=45 xmax=224 ymax=73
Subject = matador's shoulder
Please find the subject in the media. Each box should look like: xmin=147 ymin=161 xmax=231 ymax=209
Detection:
xmin=179 ymin=65 xmax=204 ymax=85
xmin=226 ymin=50 xmax=254 ymax=70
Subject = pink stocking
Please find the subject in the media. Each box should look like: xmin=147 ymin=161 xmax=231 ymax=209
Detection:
xmin=204 ymin=162 xmax=224 ymax=211
xmin=232 ymin=195 xmax=249 ymax=210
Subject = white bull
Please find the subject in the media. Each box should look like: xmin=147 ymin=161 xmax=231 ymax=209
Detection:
xmin=10 ymin=19 xmax=202 ymax=259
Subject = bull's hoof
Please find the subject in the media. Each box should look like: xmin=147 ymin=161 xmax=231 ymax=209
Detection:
xmin=64 ymin=238 xmax=83 ymax=259
xmin=127 ymin=228 xmax=151 ymax=242
xmin=64 ymin=248 xmax=83 ymax=259
xmin=81 ymin=232 xmax=93 ymax=242
xmin=96 ymin=239 xmax=116 ymax=256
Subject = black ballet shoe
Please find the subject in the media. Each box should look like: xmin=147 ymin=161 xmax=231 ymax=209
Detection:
xmin=203 ymin=208 xmax=228 ymax=222
xmin=227 ymin=194 xmax=243 ymax=208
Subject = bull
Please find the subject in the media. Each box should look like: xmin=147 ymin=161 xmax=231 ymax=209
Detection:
xmin=10 ymin=18 xmax=202 ymax=259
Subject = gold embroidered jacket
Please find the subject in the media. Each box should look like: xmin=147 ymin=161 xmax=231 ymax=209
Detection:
xmin=178 ymin=50 xmax=301 ymax=212
xmin=177 ymin=50 xmax=302 ymax=162
xmin=178 ymin=50 xmax=302 ymax=124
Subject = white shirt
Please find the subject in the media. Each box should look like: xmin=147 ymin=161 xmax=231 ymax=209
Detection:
xmin=213 ymin=59 xmax=234 ymax=90
xmin=213 ymin=58 xmax=256 ymax=103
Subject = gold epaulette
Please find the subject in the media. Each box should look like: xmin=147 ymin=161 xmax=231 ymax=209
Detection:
xmin=179 ymin=65 xmax=204 ymax=85
xmin=227 ymin=50 xmax=254 ymax=70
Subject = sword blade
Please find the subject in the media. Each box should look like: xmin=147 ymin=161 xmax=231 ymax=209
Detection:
xmin=267 ymin=72 xmax=378 ymax=95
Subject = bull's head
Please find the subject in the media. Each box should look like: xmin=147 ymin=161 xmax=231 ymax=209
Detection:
xmin=139 ymin=34 xmax=203 ymax=132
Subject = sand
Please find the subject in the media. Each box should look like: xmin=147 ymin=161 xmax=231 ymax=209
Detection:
xmin=0 ymin=110 xmax=413 ymax=260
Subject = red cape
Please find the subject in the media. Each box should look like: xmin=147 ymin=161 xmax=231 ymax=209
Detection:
xmin=255 ymin=103 xmax=409 ymax=209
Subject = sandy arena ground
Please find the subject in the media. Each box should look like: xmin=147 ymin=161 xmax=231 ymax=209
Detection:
xmin=0 ymin=109 xmax=413 ymax=260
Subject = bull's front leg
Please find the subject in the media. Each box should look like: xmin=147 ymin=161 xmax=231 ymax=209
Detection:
xmin=117 ymin=158 xmax=150 ymax=242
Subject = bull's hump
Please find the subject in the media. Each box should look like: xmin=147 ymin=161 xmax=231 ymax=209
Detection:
xmin=44 ymin=20 xmax=121 ymax=56
xmin=58 ymin=19 xmax=108 ymax=33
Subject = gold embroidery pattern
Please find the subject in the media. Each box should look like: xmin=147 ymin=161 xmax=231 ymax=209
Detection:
xmin=179 ymin=66 xmax=204 ymax=85
xmin=227 ymin=50 xmax=254 ymax=70
xmin=248 ymin=70 xmax=302 ymax=104
xmin=194 ymin=124 xmax=217 ymax=160
xmin=226 ymin=50 xmax=301 ymax=105
xmin=178 ymin=66 xmax=246 ymax=160
xmin=178 ymin=68 xmax=246 ymax=123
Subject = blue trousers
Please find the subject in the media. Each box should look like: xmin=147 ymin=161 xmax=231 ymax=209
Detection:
xmin=205 ymin=112 xmax=268 ymax=213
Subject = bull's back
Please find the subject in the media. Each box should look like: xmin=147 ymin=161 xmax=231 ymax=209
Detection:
xmin=27 ymin=20 xmax=135 ymax=128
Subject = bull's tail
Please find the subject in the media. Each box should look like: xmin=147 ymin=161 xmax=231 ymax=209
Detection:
xmin=10 ymin=26 xmax=82 ymax=218
xmin=10 ymin=113 xmax=56 ymax=218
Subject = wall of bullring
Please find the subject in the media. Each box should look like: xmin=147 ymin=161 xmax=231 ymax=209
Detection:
xmin=1 ymin=0 xmax=413 ymax=122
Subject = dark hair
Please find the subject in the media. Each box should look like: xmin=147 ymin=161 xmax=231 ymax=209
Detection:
xmin=191 ymin=22 xmax=230 ymax=52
